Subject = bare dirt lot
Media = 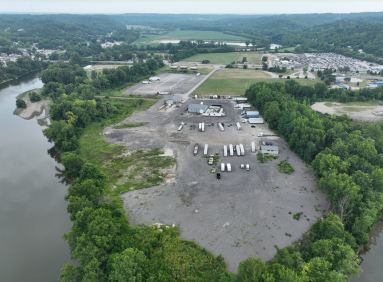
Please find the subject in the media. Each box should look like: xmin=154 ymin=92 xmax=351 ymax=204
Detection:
xmin=123 ymin=73 xmax=206 ymax=95
xmin=106 ymin=99 xmax=328 ymax=273
xmin=311 ymin=102 xmax=383 ymax=122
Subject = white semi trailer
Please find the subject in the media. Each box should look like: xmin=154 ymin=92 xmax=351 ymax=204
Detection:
xmin=204 ymin=144 xmax=208 ymax=155
xmin=221 ymin=163 xmax=225 ymax=172
xmin=229 ymin=144 xmax=234 ymax=156
xmin=178 ymin=122 xmax=184 ymax=131
xmin=227 ymin=163 xmax=232 ymax=172
xmin=239 ymin=144 xmax=245 ymax=156
xmin=199 ymin=123 xmax=202 ymax=132
xmin=202 ymin=122 xmax=205 ymax=132
xmin=223 ymin=145 xmax=228 ymax=157
xmin=251 ymin=142 xmax=255 ymax=153
xmin=218 ymin=122 xmax=224 ymax=132
xmin=236 ymin=145 xmax=241 ymax=156
xmin=236 ymin=122 xmax=241 ymax=130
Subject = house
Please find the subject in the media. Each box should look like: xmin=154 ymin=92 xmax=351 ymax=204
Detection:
xmin=188 ymin=104 xmax=208 ymax=113
xmin=261 ymin=145 xmax=279 ymax=154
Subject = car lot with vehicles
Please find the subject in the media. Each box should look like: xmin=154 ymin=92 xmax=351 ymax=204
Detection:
xmin=105 ymin=97 xmax=328 ymax=272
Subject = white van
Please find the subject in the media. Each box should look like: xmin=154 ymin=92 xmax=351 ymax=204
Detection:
xmin=221 ymin=163 xmax=225 ymax=172
xmin=246 ymin=164 xmax=250 ymax=171
xmin=227 ymin=163 xmax=232 ymax=172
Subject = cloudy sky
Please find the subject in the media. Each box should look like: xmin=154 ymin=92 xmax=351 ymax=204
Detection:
xmin=1 ymin=0 xmax=383 ymax=14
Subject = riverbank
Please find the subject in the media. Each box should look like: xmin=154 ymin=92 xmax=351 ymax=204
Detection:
xmin=0 ymin=68 xmax=46 ymax=86
xmin=14 ymin=88 xmax=51 ymax=120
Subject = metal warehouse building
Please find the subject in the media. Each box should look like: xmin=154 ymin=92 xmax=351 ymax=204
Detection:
xmin=261 ymin=145 xmax=279 ymax=154
xmin=188 ymin=104 xmax=208 ymax=113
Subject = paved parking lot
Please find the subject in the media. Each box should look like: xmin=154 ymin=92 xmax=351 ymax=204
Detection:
xmin=123 ymin=73 xmax=206 ymax=95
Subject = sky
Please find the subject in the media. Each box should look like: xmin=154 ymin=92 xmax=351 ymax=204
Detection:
xmin=0 ymin=0 xmax=383 ymax=14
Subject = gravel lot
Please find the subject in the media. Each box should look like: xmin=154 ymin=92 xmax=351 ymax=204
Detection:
xmin=123 ymin=73 xmax=206 ymax=95
xmin=311 ymin=102 xmax=383 ymax=122
xmin=106 ymin=99 xmax=328 ymax=273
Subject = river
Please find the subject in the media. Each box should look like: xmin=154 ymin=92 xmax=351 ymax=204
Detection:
xmin=0 ymin=72 xmax=72 ymax=282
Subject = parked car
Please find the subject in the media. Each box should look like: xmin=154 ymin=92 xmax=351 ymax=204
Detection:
xmin=246 ymin=164 xmax=250 ymax=171
xmin=216 ymin=173 xmax=221 ymax=180
xmin=251 ymin=125 xmax=256 ymax=128
xmin=241 ymin=164 xmax=244 ymax=169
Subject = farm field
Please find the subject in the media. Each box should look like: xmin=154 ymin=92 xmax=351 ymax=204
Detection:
xmin=182 ymin=52 xmax=241 ymax=64
xmin=135 ymin=29 xmax=249 ymax=43
xmin=240 ymin=52 xmax=264 ymax=64
xmin=194 ymin=75 xmax=321 ymax=96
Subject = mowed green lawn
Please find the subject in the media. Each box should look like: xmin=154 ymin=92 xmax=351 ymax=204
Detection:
xmin=183 ymin=53 xmax=241 ymax=64
xmin=135 ymin=29 xmax=249 ymax=43
xmin=194 ymin=78 xmax=322 ymax=96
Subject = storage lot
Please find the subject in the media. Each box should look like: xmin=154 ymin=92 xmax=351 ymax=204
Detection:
xmin=123 ymin=73 xmax=206 ymax=95
xmin=105 ymin=98 xmax=328 ymax=273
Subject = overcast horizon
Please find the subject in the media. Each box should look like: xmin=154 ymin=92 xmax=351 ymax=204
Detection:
xmin=1 ymin=0 xmax=383 ymax=15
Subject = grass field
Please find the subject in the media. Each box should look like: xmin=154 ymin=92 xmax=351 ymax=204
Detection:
xmin=240 ymin=52 xmax=264 ymax=64
xmin=210 ymin=69 xmax=271 ymax=79
xmin=194 ymin=77 xmax=321 ymax=96
xmin=182 ymin=53 xmax=241 ymax=64
xmin=135 ymin=29 xmax=249 ymax=43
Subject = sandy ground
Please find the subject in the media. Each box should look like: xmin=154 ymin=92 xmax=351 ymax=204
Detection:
xmin=17 ymin=95 xmax=51 ymax=120
xmin=105 ymin=99 xmax=328 ymax=273
xmin=311 ymin=102 xmax=383 ymax=122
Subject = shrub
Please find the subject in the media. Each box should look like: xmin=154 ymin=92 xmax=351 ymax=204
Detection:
xmin=16 ymin=99 xmax=26 ymax=108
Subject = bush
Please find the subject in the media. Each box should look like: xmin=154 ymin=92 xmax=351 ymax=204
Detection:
xmin=202 ymin=60 xmax=210 ymax=64
xmin=16 ymin=99 xmax=26 ymax=109
xmin=277 ymin=157 xmax=295 ymax=174
xmin=29 ymin=91 xmax=41 ymax=102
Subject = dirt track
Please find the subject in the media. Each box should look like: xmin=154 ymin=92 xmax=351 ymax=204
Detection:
xmin=106 ymin=98 xmax=328 ymax=272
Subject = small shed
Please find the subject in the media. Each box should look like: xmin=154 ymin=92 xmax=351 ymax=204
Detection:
xmin=188 ymin=104 xmax=208 ymax=113
xmin=261 ymin=145 xmax=279 ymax=154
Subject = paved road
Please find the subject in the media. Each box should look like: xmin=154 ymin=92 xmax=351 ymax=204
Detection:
xmin=184 ymin=65 xmax=223 ymax=99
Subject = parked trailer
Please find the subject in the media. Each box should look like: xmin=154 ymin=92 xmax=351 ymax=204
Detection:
xmin=218 ymin=122 xmax=224 ymax=132
xmin=251 ymin=142 xmax=255 ymax=153
xmin=236 ymin=145 xmax=241 ymax=156
xmin=227 ymin=163 xmax=232 ymax=172
xmin=178 ymin=122 xmax=184 ymax=131
xmin=204 ymin=144 xmax=208 ymax=155
xmin=221 ymin=163 xmax=225 ymax=172
xmin=199 ymin=123 xmax=202 ymax=132
xmin=229 ymin=144 xmax=234 ymax=156
xmin=236 ymin=122 xmax=241 ymax=130
xmin=202 ymin=122 xmax=205 ymax=132
xmin=196 ymin=73 xmax=200 ymax=77
xmin=193 ymin=143 xmax=199 ymax=156
xmin=240 ymin=144 xmax=245 ymax=156
xmin=223 ymin=145 xmax=228 ymax=157
xmin=190 ymin=67 xmax=197 ymax=70
xmin=258 ymin=132 xmax=277 ymax=137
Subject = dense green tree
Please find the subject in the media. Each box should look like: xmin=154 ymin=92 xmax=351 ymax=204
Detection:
xmin=108 ymin=248 xmax=146 ymax=282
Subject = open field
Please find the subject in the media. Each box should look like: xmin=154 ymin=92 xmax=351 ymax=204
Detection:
xmin=182 ymin=53 xmax=241 ymax=64
xmin=210 ymin=69 xmax=271 ymax=79
xmin=156 ymin=65 xmax=214 ymax=75
xmin=135 ymin=29 xmax=249 ymax=43
xmin=241 ymin=52 xmax=264 ymax=64
xmin=194 ymin=76 xmax=321 ymax=97
xmin=103 ymin=99 xmax=327 ymax=272
xmin=311 ymin=102 xmax=383 ymax=122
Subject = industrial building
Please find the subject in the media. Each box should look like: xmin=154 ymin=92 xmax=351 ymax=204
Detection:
xmin=188 ymin=104 xmax=208 ymax=113
xmin=165 ymin=95 xmax=182 ymax=106
xmin=261 ymin=145 xmax=279 ymax=154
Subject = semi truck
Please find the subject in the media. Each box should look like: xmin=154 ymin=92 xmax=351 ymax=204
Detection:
xmin=229 ymin=144 xmax=234 ymax=156
xmin=242 ymin=111 xmax=260 ymax=118
xmin=218 ymin=122 xmax=224 ymax=132
xmin=178 ymin=122 xmax=184 ymax=131
xmin=199 ymin=123 xmax=202 ymax=132
xmin=204 ymin=144 xmax=208 ymax=155
xmin=202 ymin=122 xmax=205 ymax=132
xmin=221 ymin=163 xmax=225 ymax=172
xmin=251 ymin=142 xmax=255 ymax=153
xmin=239 ymin=144 xmax=245 ymax=156
xmin=236 ymin=145 xmax=241 ymax=156
xmin=227 ymin=163 xmax=232 ymax=172
xmin=193 ymin=143 xmax=199 ymax=156
xmin=223 ymin=145 xmax=228 ymax=157
xmin=258 ymin=132 xmax=277 ymax=137
xmin=236 ymin=122 xmax=241 ymax=130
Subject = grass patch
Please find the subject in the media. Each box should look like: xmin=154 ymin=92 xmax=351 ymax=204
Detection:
xmin=211 ymin=69 xmax=271 ymax=80
xmin=257 ymin=152 xmax=279 ymax=163
xmin=113 ymin=122 xmax=148 ymax=129
xmin=194 ymin=77 xmax=322 ymax=96
xmin=277 ymin=157 xmax=295 ymax=174
xmin=134 ymin=29 xmax=249 ymax=43
xmin=342 ymin=107 xmax=373 ymax=112
xmin=293 ymin=212 xmax=303 ymax=220
xmin=183 ymin=52 xmax=241 ymax=64
xmin=13 ymin=107 xmax=24 ymax=115
xmin=77 ymin=99 xmax=176 ymax=196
